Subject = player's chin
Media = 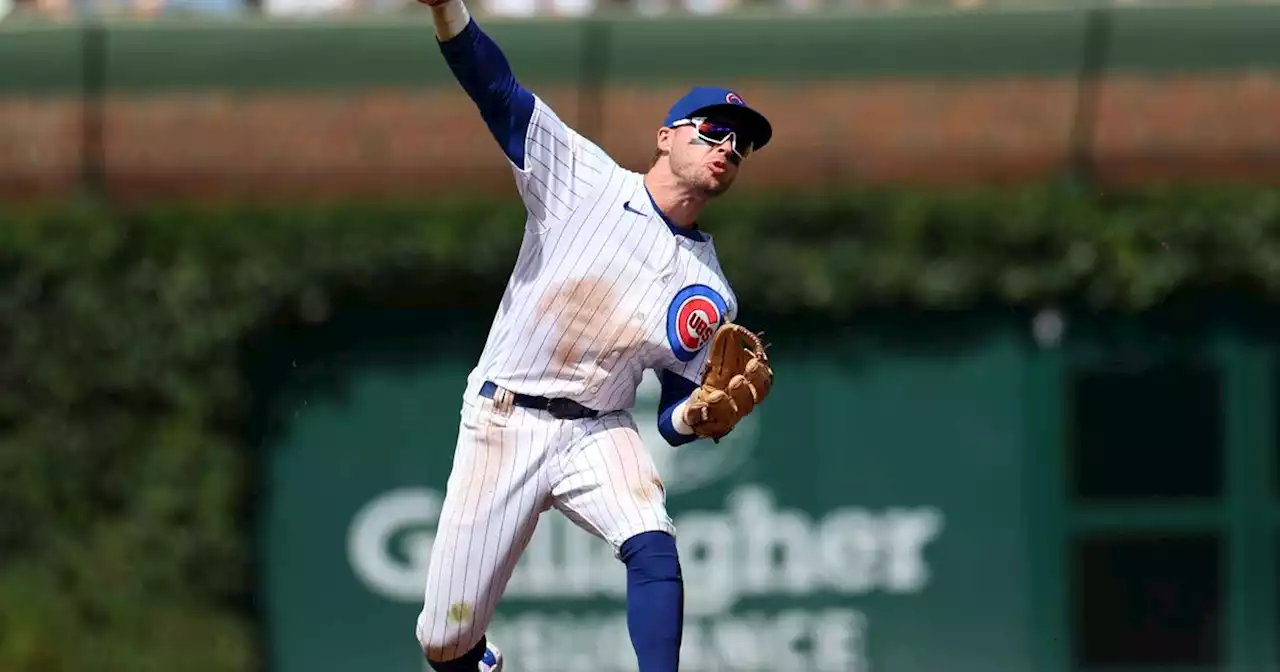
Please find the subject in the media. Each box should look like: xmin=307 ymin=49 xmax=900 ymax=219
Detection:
xmin=699 ymin=170 xmax=736 ymax=196
xmin=703 ymin=175 xmax=735 ymax=197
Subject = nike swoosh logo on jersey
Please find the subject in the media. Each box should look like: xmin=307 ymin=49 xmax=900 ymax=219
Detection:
xmin=622 ymin=201 xmax=645 ymax=215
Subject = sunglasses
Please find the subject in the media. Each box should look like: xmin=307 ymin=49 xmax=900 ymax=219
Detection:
xmin=671 ymin=117 xmax=756 ymax=161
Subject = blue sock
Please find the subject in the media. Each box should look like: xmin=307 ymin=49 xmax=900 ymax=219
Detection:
xmin=619 ymin=531 xmax=684 ymax=672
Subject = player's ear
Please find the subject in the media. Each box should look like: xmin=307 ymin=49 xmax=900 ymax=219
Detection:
xmin=656 ymin=126 xmax=675 ymax=153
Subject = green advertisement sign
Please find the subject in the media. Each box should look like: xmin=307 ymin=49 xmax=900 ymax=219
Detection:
xmin=259 ymin=321 xmax=1035 ymax=672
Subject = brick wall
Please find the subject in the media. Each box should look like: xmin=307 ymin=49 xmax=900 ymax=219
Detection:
xmin=3 ymin=73 xmax=1279 ymax=202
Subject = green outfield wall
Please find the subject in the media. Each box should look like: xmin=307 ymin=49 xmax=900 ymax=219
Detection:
xmin=259 ymin=313 xmax=1031 ymax=672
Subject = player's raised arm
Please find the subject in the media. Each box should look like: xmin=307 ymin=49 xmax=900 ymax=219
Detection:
xmin=424 ymin=0 xmax=612 ymax=226
xmin=427 ymin=0 xmax=531 ymax=167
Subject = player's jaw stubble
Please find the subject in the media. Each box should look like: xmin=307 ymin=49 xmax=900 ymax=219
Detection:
xmin=672 ymin=157 xmax=736 ymax=199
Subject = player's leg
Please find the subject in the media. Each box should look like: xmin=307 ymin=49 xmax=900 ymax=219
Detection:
xmin=551 ymin=413 xmax=683 ymax=672
xmin=416 ymin=396 xmax=557 ymax=671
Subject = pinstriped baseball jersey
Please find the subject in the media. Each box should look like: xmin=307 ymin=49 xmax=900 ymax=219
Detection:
xmin=463 ymin=95 xmax=738 ymax=412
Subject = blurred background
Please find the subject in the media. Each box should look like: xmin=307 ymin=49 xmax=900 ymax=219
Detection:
xmin=3 ymin=0 xmax=1280 ymax=671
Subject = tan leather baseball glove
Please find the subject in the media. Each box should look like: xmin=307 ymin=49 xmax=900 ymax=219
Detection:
xmin=683 ymin=322 xmax=773 ymax=442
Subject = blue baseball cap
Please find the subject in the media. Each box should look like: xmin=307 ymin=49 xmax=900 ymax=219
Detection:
xmin=663 ymin=86 xmax=773 ymax=151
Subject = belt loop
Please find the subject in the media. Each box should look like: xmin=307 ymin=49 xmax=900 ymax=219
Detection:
xmin=493 ymin=386 xmax=515 ymax=416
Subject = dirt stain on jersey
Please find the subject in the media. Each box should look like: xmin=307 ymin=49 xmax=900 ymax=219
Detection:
xmin=537 ymin=277 xmax=628 ymax=371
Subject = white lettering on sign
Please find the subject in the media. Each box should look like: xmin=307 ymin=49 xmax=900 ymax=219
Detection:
xmin=351 ymin=485 xmax=940 ymax=672
xmin=350 ymin=484 xmax=943 ymax=611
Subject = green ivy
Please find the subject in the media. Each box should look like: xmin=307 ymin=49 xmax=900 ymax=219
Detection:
xmin=2 ymin=183 xmax=1279 ymax=671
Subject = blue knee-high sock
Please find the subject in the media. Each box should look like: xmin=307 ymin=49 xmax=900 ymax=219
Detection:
xmin=619 ymin=531 xmax=684 ymax=672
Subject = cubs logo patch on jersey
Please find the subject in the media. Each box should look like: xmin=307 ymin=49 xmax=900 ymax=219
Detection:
xmin=666 ymin=284 xmax=728 ymax=362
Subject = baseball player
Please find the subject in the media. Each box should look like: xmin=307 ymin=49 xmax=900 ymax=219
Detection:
xmin=413 ymin=1 xmax=775 ymax=671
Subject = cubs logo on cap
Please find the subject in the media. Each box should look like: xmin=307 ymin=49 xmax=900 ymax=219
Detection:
xmin=666 ymin=284 xmax=728 ymax=362
xmin=726 ymin=92 xmax=745 ymax=105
